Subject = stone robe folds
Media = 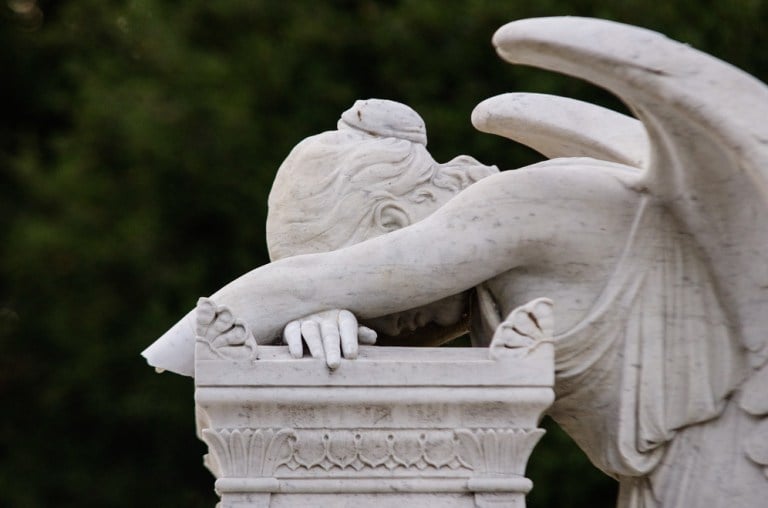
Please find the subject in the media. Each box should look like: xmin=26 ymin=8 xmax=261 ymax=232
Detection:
xmin=542 ymin=197 xmax=755 ymax=507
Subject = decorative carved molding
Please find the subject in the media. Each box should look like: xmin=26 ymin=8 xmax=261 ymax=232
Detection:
xmin=455 ymin=428 xmax=544 ymax=475
xmin=283 ymin=429 xmax=468 ymax=473
xmin=202 ymin=428 xmax=295 ymax=477
xmin=202 ymin=427 xmax=544 ymax=478
xmin=195 ymin=297 xmax=258 ymax=361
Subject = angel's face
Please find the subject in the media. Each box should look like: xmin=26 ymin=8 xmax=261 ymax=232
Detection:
xmin=357 ymin=181 xmax=467 ymax=339
xmin=363 ymin=292 xmax=467 ymax=337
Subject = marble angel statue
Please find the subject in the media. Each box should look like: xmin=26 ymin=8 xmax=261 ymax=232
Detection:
xmin=143 ymin=17 xmax=768 ymax=508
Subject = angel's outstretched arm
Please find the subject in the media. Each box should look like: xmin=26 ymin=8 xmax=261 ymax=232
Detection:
xmin=143 ymin=156 xmax=633 ymax=376
xmin=143 ymin=171 xmax=523 ymax=375
xmin=209 ymin=168 xmax=539 ymax=339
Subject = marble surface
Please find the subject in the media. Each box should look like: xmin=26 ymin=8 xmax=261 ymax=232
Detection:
xmin=145 ymin=16 xmax=768 ymax=508
xmin=195 ymin=298 xmax=554 ymax=508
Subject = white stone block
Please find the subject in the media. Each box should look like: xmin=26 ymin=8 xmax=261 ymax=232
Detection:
xmin=195 ymin=344 xmax=553 ymax=508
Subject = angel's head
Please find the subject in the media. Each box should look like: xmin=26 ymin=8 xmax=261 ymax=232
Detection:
xmin=266 ymin=99 xmax=498 ymax=261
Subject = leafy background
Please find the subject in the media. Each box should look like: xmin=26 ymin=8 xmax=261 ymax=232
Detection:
xmin=2 ymin=1 xmax=766 ymax=506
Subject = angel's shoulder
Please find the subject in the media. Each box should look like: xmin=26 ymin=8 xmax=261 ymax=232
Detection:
xmin=458 ymin=157 xmax=642 ymax=211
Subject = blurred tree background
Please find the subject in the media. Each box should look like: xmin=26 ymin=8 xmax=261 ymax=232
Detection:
xmin=1 ymin=1 xmax=766 ymax=506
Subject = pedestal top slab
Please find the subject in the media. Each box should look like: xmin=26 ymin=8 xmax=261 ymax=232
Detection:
xmin=195 ymin=344 xmax=554 ymax=388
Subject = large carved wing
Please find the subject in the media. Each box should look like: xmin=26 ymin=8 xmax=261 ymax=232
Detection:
xmin=473 ymin=93 xmax=648 ymax=168
xmin=476 ymin=17 xmax=768 ymax=476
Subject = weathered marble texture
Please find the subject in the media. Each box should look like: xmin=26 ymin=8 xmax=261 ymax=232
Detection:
xmin=195 ymin=297 xmax=555 ymax=508
xmin=145 ymin=16 xmax=768 ymax=508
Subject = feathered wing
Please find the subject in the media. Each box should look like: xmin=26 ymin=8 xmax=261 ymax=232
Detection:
xmin=472 ymin=93 xmax=648 ymax=168
xmin=484 ymin=17 xmax=768 ymax=478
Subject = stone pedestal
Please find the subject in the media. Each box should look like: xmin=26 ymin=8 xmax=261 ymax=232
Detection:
xmin=195 ymin=342 xmax=553 ymax=508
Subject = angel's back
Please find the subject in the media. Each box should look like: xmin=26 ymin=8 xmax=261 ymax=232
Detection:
xmin=467 ymin=158 xmax=760 ymax=507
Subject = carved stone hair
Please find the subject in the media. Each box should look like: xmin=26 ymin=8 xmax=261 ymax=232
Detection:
xmin=266 ymin=100 xmax=498 ymax=261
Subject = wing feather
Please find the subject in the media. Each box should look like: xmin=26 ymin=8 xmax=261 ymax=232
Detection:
xmin=487 ymin=16 xmax=768 ymax=477
xmin=472 ymin=93 xmax=648 ymax=167
xmin=491 ymin=17 xmax=768 ymax=364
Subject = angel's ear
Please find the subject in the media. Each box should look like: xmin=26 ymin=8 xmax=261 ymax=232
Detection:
xmin=374 ymin=201 xmax=411 ymax=233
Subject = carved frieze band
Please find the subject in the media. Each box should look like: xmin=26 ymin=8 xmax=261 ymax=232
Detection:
xmin=202 ymin=427 xmax=544 ymax=478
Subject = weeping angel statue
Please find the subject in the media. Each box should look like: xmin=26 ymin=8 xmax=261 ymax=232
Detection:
xmin=143 ymin=17 xmax=768 ymax=508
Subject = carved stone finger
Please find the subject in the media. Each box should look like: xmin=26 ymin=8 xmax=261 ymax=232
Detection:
xmin=320 ymin=319 xmax=341 ymax=370
xmin=300 ymin=321 xmax=324 ymax=359
xmin=338 ymin=310 xmax=359 ymax=359
xmin=358 ymin=326 xmax=378 ymax=345
xmin=284 ymin=321 xmax=304 ymax=358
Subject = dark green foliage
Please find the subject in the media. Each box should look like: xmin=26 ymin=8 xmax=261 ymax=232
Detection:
xmin=1 ymin=1 xmax=765 ymax=506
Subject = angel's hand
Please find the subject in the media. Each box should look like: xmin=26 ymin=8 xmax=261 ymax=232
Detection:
xmin=282 ymin=309 xmax=377 ymax=369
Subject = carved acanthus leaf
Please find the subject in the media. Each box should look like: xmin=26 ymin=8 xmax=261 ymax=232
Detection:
xmin=195 ymin=297 xmax=258 ymax=361
xmin=455 ymin=429 xmax=545 ymax=475
xmin=202 ymin=427 xmax=544 ymax=477
xmin=202 ymin=428 xmax=295 ymax=477
xmin=489 ymin=297 xmax=554 ymax=360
